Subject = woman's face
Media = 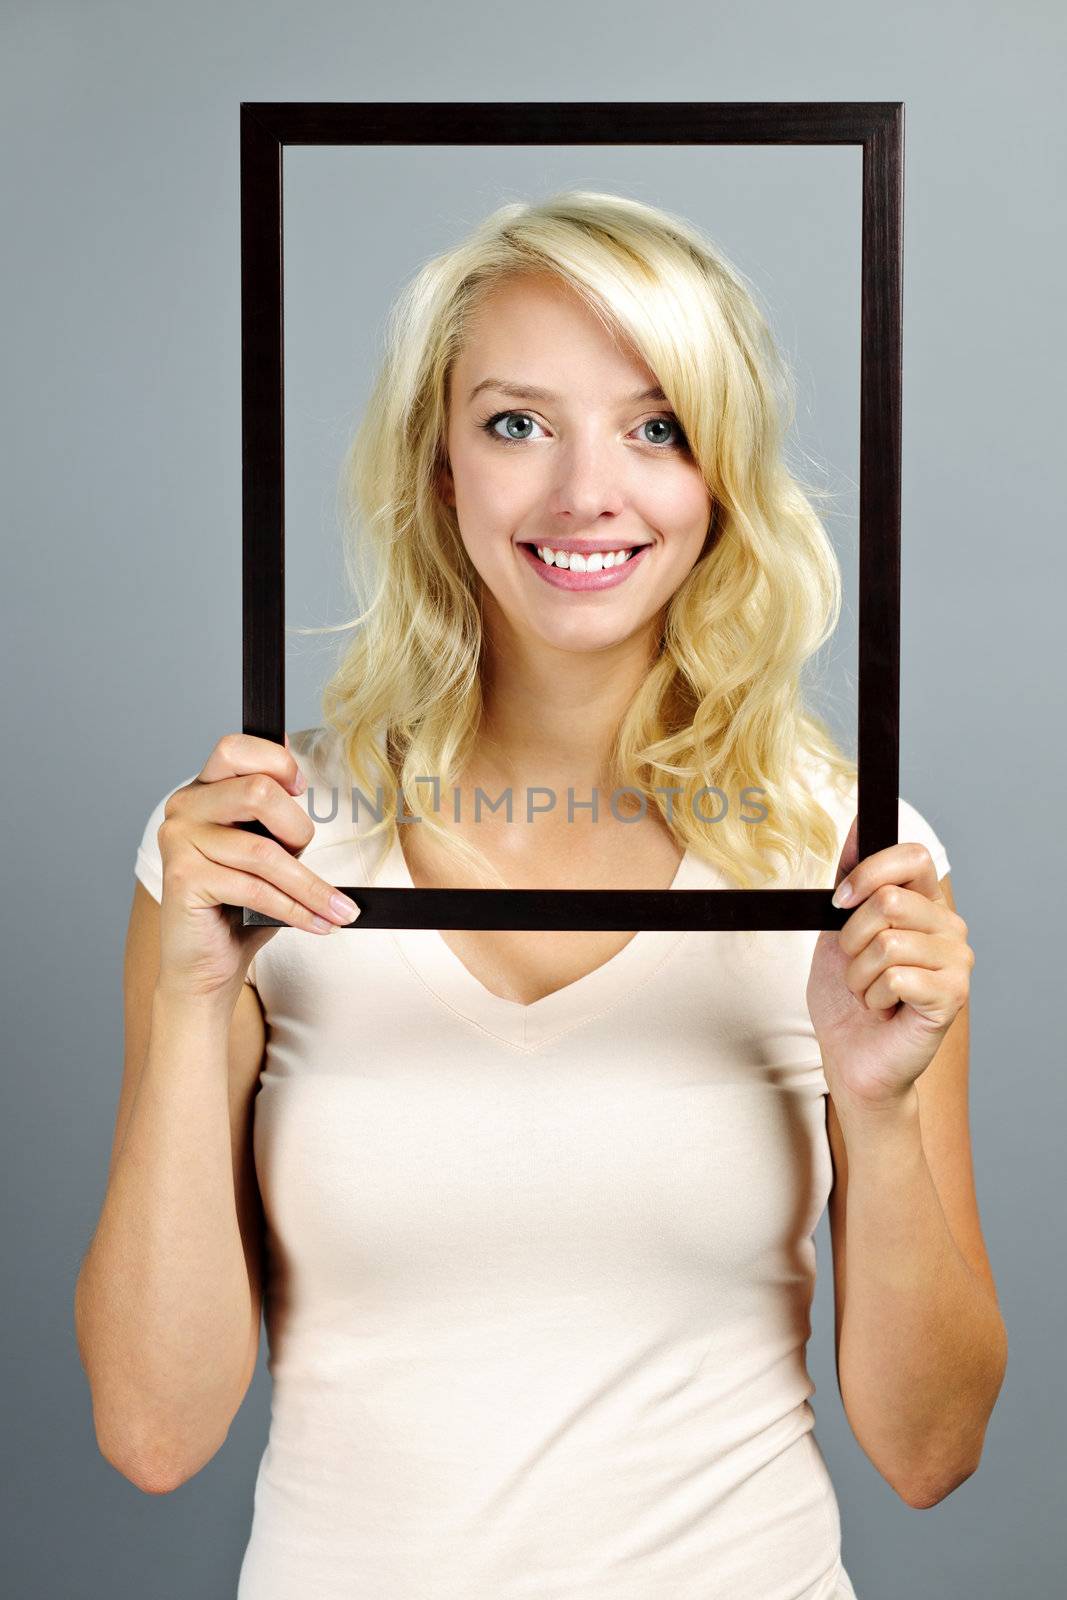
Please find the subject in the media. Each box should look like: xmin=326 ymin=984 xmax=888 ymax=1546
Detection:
xmin=440 ymin=273 xmax=713 ymax=657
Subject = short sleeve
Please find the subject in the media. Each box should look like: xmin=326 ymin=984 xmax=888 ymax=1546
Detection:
xmin=898 ymin=796 xmax=952 ymax=882
xmin=134 ymin=777 xmax=259 ymax=990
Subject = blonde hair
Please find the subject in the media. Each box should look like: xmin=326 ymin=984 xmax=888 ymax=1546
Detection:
xmin=304 ymin=189 xmax=856 ymax=889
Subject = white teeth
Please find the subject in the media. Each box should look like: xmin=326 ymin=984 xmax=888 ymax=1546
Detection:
xmin=534 ymin=546 xmax=636 ymax=571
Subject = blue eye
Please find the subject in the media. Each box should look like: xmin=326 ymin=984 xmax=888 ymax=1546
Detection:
xmin=478 ymin=410 xmax=689 ymax=451
xmin=639 ymin=417 xmax=684 ymax=448
xmin=482 ymin=412 xmax=545 ymax=444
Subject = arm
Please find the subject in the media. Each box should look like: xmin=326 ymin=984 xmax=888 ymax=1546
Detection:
xmin=826 ymin=873 xmax=1008 ymax=1509
xmin=74 ymin=882 xmax=267 ymax=1493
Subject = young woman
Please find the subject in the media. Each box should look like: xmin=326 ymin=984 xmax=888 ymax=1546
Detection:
xmin=75 ymin=191 xmax=1006 ymax=1599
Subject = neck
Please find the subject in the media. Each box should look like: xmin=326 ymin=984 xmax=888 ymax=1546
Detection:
xmin=470 ymin=600 xmax=663 ymax=797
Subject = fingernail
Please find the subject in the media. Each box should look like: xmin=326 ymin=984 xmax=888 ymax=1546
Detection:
xmin=330 ymin=892 xmax=360 ymax=923
xmin=292 ymin=770 xmax=307 ymax=794
xmin=832 ymin=880 xmax=853 ymax=908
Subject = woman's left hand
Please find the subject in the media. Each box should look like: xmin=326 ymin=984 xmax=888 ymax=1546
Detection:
xmin=805 ymin=814 xmax=975 ymax=1111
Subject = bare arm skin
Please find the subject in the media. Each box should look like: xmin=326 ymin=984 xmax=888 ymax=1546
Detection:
xmin=74 ymin=883 xmax=268 ymax=1493
xmin=826 ymin=873 xmax=1008 ymax=1508
xmin=74 ymin=733 xmax=360 ymax=1492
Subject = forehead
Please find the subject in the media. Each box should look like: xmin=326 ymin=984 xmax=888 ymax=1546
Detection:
xmin=454 ymin=272 xmax=650 ymax=387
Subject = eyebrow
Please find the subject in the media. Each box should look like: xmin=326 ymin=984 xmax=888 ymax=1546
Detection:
xmin=467 ymin=378 xmax=668 ymax=407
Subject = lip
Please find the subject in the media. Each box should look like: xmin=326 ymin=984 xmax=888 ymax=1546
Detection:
xmin=518 ymin=541 xmax=651 ymax=591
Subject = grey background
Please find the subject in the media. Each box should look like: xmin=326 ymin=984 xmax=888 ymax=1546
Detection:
xmin=3 ymin=1 xmax=1062 ymax=1595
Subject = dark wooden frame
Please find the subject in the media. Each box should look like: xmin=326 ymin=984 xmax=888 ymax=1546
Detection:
xmin=240 ymin=100 xmax=904 ymax=932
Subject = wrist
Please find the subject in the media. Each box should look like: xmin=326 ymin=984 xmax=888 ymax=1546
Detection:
xmin=152 ymin=977 xmax=239 ymax=1030
xmin=829 ymin=1079 xmax=923 ymax=1157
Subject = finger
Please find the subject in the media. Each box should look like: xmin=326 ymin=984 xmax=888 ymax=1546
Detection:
xmin=195 ymin=822 xmax=361 ymax=926
xmin=861 ymin=961 xmax=968 ymax=1025
xmin=183 ymin=851 xmax=351 ymax=935
xmin=833 ymin=839 xmax=943 ymax=911
xmin=197 ymin=732 xmax=304 ymax=797
xmin=175 ymin=772 xmax=317 ymax=854
xmin=836 ymin=882 xmax=958 ymax=958
xmin=844 ymin=927 xmax=965 ymax=1002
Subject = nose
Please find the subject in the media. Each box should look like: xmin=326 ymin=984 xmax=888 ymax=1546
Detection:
xmin=546 ymin=431 xmax=627 ymax=525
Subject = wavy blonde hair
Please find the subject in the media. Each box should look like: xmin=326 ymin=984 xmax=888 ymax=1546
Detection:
xmin=303 ymin=189 xmax=857 ymax=889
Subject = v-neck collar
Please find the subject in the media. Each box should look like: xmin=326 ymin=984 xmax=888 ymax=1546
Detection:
xmin=357 ymin=826 xmax=720 ymax=1051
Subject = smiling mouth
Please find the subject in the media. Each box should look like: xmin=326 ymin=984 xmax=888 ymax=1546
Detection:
xmin=520 ymin=542 xmax=647 ymax=570
xmin=516 ymin=540 xmax=652 ymax=589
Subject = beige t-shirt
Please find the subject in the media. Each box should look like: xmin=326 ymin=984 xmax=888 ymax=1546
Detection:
xmin=134 ymin=725 xmax=952 ymax=1599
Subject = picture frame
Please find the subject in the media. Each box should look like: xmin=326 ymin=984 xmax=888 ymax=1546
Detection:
xmin=240 ymin=100 xmax=904 ymax=932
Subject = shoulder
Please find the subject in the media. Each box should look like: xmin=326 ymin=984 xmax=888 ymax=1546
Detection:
xmin=796 ymin=750 xmax=952 ymax=882
xmin=287 ymin=723 xmax=394 ymax=882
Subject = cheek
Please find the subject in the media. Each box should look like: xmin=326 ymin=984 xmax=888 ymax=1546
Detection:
xmin=642 ymin=473 xmax=712 ymax=540
xmin=458 ymin=461 xmax=535 ymax=536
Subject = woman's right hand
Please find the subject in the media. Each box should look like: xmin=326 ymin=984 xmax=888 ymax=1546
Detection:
xmin=155 ymin=732 xmax=361 ymax=1003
